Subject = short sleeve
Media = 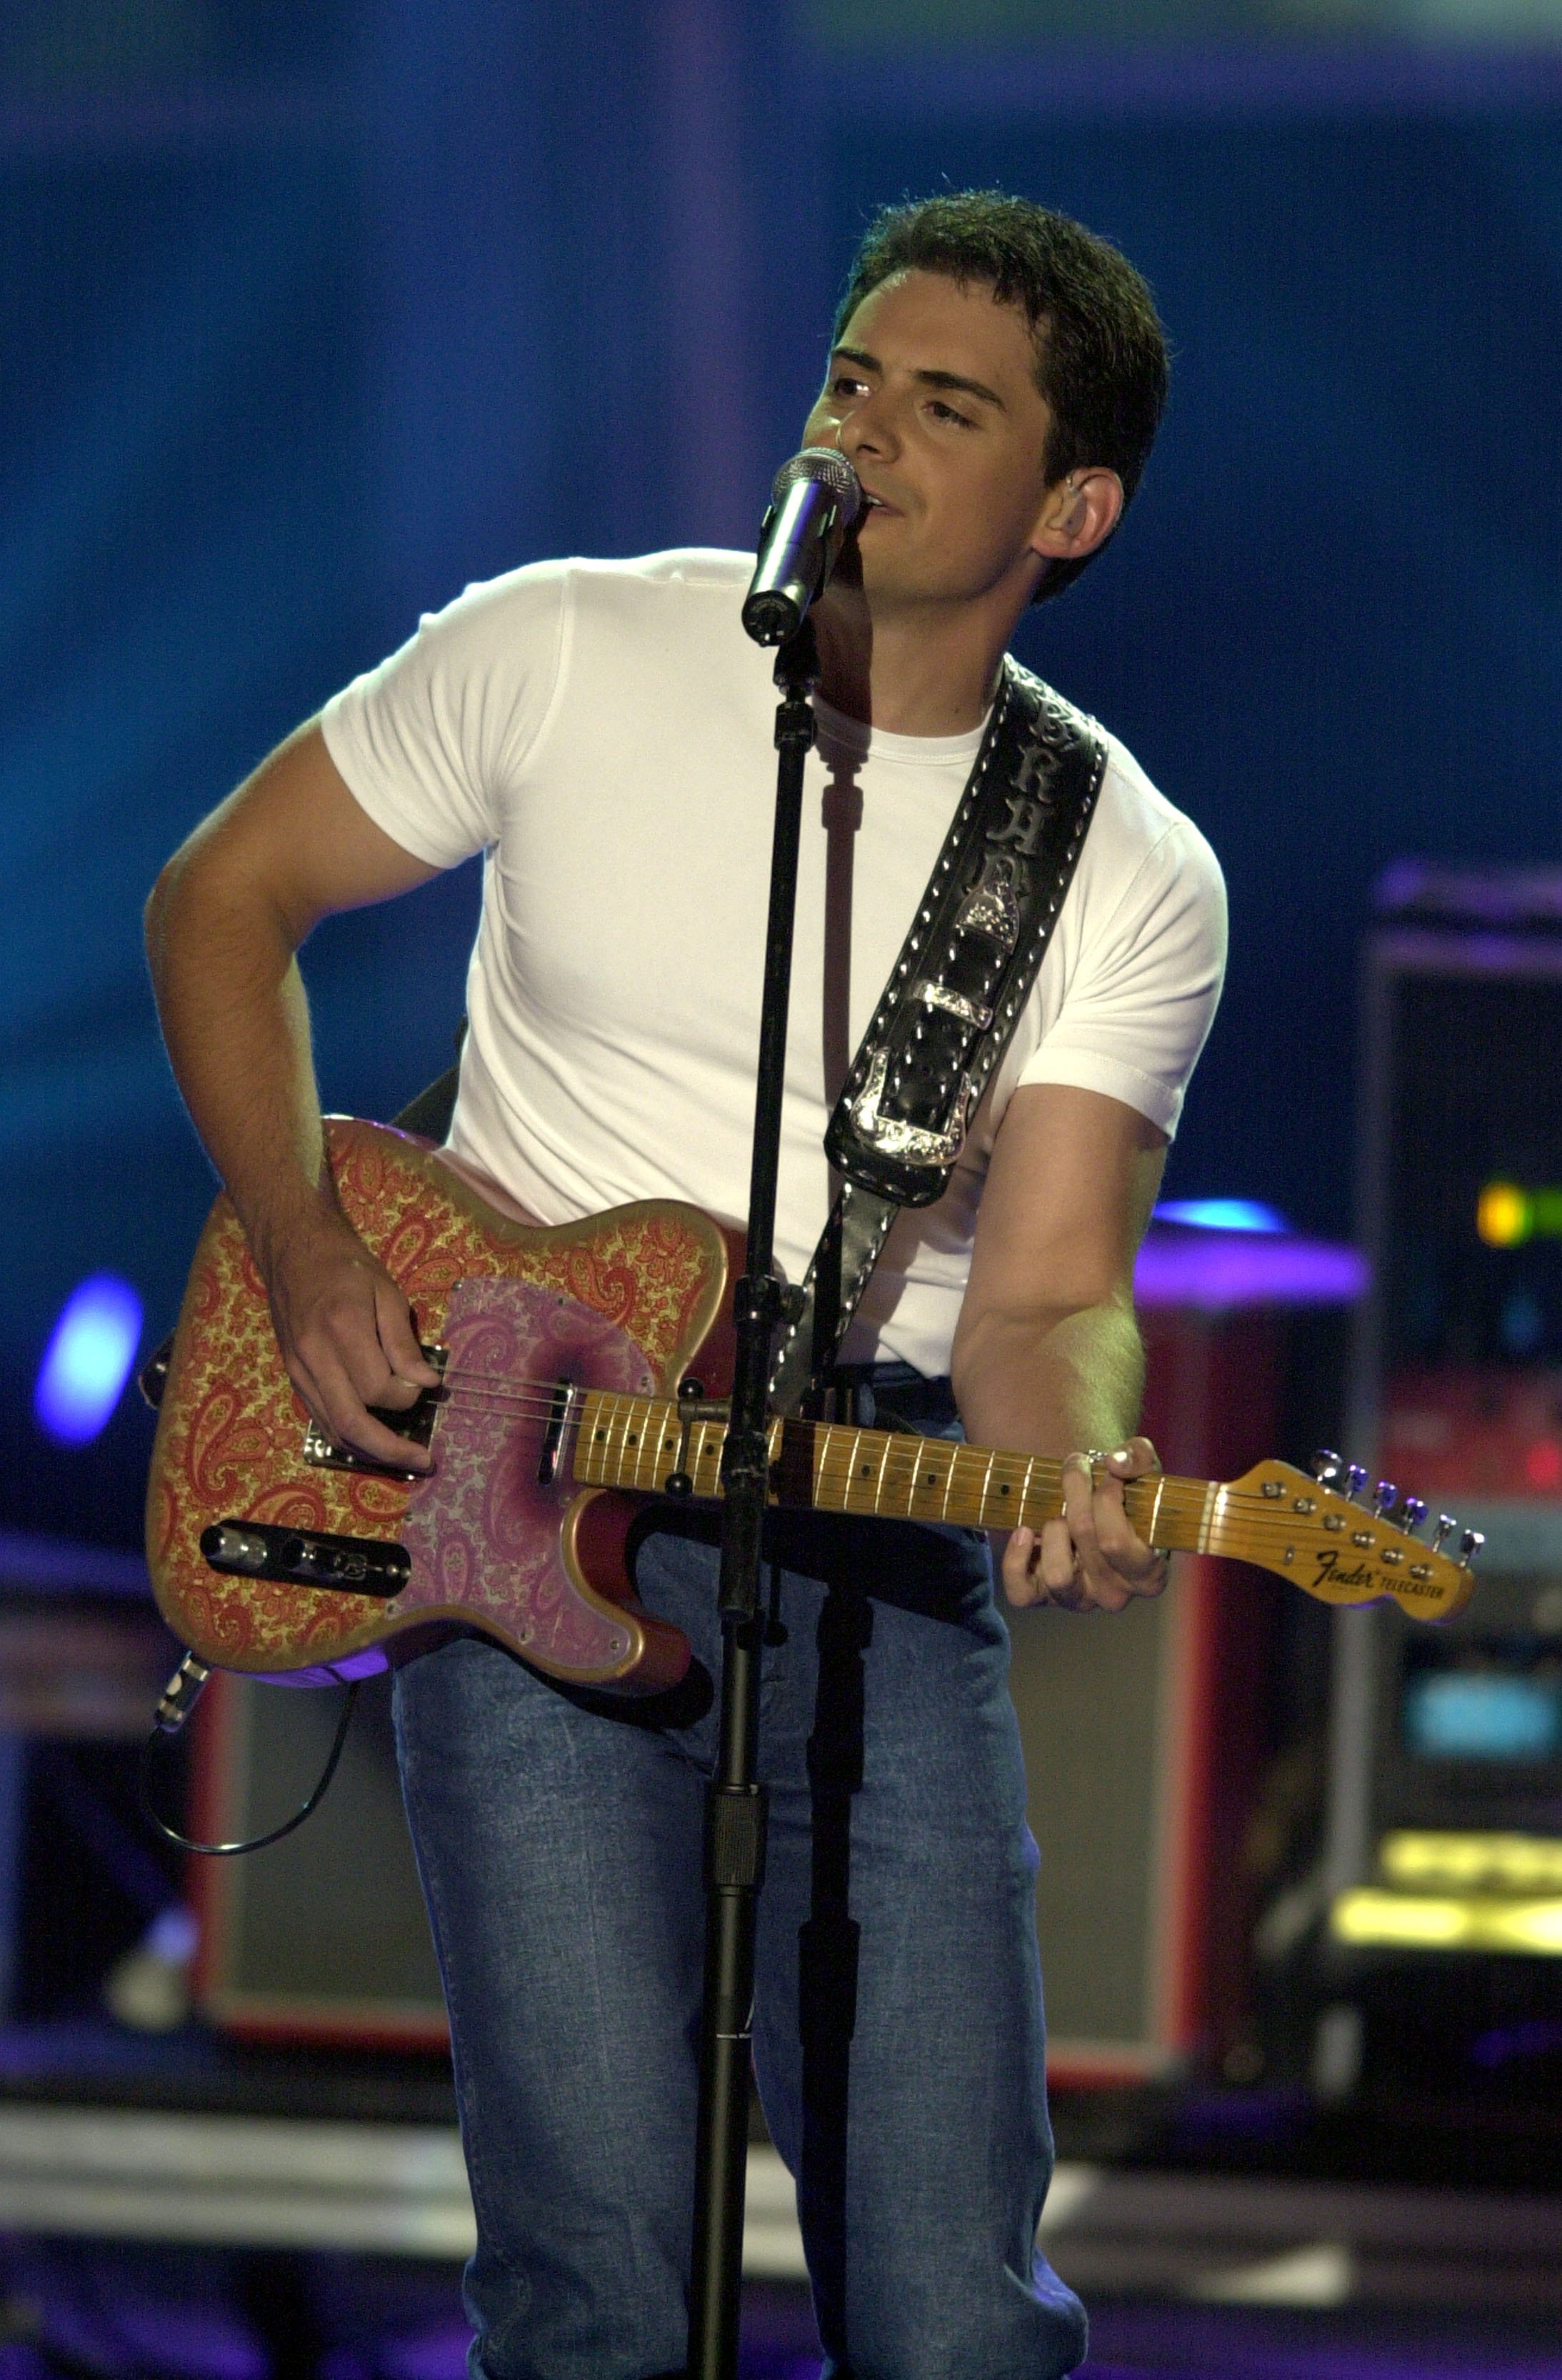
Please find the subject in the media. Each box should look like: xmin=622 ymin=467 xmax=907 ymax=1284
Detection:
xmin=319 ymin=562 xmax=570 ymax=869
xmin=1016 ymin=817 xmax=1227 ymax=1138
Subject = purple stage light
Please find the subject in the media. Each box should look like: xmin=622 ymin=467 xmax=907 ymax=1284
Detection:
xmin=1136 ymin=1229 xmax=1368 ymax=1310
xmin=34 ymin=1273 xmax=144 ymax=1444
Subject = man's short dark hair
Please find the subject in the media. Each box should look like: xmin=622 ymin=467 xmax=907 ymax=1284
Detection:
xmin=833 ymin=190 xmax=1169 ymax=602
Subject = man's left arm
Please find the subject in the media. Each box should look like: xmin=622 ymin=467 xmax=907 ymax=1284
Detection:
xmin=950 ymin=1080 xmax=1168 ymax=1613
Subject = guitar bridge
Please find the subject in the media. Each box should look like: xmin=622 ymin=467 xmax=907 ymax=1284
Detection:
xmin=301 ymin=1345 xmax=448 ymax=1475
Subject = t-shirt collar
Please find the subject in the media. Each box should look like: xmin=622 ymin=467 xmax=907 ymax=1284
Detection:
xmin=811 ymin=690 xmax=991 ymax=768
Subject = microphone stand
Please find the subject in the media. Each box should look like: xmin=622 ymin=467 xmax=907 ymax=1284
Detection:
xmin=686 ymin=617 xmax=819 ymax=2380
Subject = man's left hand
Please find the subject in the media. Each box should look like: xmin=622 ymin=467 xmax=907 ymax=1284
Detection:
xmin=1001 ymin=1437 xmax=1168 ymax=1613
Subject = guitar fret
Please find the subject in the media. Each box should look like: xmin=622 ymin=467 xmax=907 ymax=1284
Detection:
xmin=1018 ymin=1455 xmax=1038 ymax=1532
xmin=627 ymin=1395 xmax=656 ymax=1490
xmin=625 ymin=1397 xmax=648 ymax=1490
xmin=621 ymin=1394 xmax=645 ymax=1490
xmin=591 ymin=1392 xmax=624 ymax=1485
xmin=837 ymin=1427 xmax=866 ymax=1515
xmin=575 ymin=1403 xmax=1338 ymax=1601
xmin=607 ymin=1393 xmax=631 ymax=1488
xmin=607 ymin=1392 xmax=636 ymax=1488
xmin=634 ymin=1400 xmax=654 ymax=1487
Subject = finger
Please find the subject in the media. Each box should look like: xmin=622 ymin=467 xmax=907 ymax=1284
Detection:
xmin=1059 ymin=1453 xmax=1102 ymax=1567
xmin=1038 ymin=1517 xmax=1086 ymax=1604
xmin=306 ymin=1347 xmax=434 ymax=1471
xmin=309 ymin=1283 xmax=426 ymax=1418
xmin=1001 ymin=1527 xmax=1044 ymax=1607
xmin=1104 ymin=1435 xmax=1161 ymax=1481
xmin=1078 ymin=1569 xmax=1133 ymax=1615
xmin=373 ymin=1277 xmax=444 ymax=1397
xmin=1092 ymin=1445 xmax=1166 ymax=1588
xmin=282 ymin=1345 xmax=421 ymax=1470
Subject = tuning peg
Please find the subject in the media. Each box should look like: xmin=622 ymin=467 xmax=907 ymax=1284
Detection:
xmin=1373 ymin=1480 xmax=1399 ymax=1519
xmin=1431 ymin=1514 xmax=1456 ymax=1553
xmin=1399 ymin=1496 xmax=1426 ymax=1535
xmin=1458 ymin=1529 xmax=1485 ymax=1570
xmin=1312 ymin=1449 xmax=1343 ymax=1485
xmin=1344 ymin=1465 xmax=1368 ymax=1502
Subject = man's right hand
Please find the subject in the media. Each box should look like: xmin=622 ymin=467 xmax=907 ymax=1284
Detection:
xmin=265 ymin=1207 xmax=444 ymax=1472
xmin=145 ymin=720 xmax=449 ymax=1472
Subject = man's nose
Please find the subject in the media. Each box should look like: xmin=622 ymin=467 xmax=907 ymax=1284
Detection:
xmin=837 ymin=386 xmax=898 ymax=460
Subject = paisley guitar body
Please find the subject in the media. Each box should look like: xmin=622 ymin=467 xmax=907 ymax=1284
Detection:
xmin=145 ymin=1118 xmax=739 ymax=1694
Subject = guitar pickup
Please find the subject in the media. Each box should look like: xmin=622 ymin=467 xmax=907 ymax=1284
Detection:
xmin=301 ymin=1345 xmax=448 ymax=1475
xmin=201 ymin=1519 xmax=409 ymax=1598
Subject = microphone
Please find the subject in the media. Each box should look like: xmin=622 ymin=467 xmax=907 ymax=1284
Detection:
xmin=741 ymin=448 xmax=862 ymax=647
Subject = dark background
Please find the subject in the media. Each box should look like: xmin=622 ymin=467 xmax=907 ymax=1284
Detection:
xmin=6 ymin=1 xmax=1562 ymax=1544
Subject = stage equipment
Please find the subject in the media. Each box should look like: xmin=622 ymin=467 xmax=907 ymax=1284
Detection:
xmin=1320 ymin=865 xmax=1562 ymax=2084
xmin=1013 ymin=1228 xmax=1369 ymax=2084
xmin=741 ymin=448 xmax=860 ymax=646
xmin=187 ymin=1668 xmax=446 ymax=2046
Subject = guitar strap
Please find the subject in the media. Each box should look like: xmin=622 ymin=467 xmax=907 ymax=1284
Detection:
xmin=767 ymin=655 xmax=1108 ymax=1417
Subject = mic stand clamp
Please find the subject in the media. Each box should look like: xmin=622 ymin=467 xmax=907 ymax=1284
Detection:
xmin=686 ymin=623 xmax=819 ymax=2380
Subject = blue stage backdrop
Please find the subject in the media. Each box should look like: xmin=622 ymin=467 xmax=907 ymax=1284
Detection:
xmin=2 ymin=9 xmax=1560 ymax=1541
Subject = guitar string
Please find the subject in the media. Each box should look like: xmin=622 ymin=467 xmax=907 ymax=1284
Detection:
xmin=433 ymin=1361 xmax=1438 ymax=1523
xmin=353 ymin=1367 xmax=1453 ymax=1569
xmin=429 ymin=1372 xmax=1452 ymax=1531
xmin=416 ymin=1370 xmax=1447 ymax=1515
xmin=431 ymin=1389 xmax=1421 ymax=1524
xmin=416 ymin=1392 xmax=1452 ymax=1567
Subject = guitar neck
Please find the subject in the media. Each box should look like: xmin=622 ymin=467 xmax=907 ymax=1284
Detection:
xmin=573 ymin=1390 xmax=1224 ymax=1557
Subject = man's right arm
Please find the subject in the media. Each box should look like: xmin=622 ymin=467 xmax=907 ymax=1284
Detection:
xmin=145 ymin=720 xmax=446 ymax=1468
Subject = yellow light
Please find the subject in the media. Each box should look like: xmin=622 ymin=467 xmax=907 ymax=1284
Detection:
xmin=1491 ymin=1901 xmax=1562 ymax=1954
xmin=1381 ymin=1830 xmax=1562 ymax=1895
xmin=1478 ymin=1180 xmax=1531 ymax=1247
xmin=1331 ymin=1889 xmax=1562 ymax=1955
xmin=1332 ymin=1890 xmax=1469 ymax=1945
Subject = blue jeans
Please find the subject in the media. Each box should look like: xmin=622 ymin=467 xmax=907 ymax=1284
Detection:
xmin=393 ymin=1370 xmax=1087 ymax=2380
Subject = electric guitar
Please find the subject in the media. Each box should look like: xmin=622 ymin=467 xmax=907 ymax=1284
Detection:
xmin=144 ymin=1118 xmax=1478 ymax=1696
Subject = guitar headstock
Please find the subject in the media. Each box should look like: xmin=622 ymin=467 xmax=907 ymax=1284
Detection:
xmin=1218 ymin=1450 xmax=1479 ymax=1622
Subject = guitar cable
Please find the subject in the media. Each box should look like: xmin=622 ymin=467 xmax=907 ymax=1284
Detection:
xmin=137 ymin=1652 xmax=361 ymax=1856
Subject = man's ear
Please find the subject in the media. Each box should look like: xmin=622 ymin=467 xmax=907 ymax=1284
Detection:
xmin=1028 ymin=466 xmax=1124 ymax=566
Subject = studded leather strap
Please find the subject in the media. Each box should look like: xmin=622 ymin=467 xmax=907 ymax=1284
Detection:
xmin=769 ymin=658 xmax=1106 ymax=1415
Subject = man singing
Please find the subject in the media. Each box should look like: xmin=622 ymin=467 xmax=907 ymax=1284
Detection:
xmin=147 ymin=192 xmax=1226 ymax=2379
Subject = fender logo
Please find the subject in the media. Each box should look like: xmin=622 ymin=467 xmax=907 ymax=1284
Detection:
xmin=1313 ymin=1550 xmax=1376 ymax=1590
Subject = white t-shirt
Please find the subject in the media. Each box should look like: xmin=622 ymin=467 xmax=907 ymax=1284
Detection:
xmin=321 ymin=549 xmax=1226 ymax=1377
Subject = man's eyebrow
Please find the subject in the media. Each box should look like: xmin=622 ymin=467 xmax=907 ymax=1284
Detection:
xmin=830 ymin=344 xmax=1007 ymax=411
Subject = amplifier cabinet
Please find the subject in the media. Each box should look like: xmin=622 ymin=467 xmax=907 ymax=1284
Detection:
xmin=190 ymin=1667 xmax=448 ymax=2047
xmin=1015 ymin=1307 xmax=1283 ymax=2086
xmin=1324 ymin=887 xmax=1562 ymax=2010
